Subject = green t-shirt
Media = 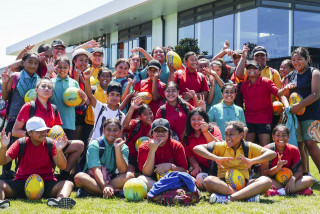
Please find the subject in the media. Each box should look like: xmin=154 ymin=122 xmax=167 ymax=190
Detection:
xmin=84 ymin=137 xmax=129 ymax=174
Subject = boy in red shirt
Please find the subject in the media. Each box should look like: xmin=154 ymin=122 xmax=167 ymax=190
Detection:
xmin=137 ymin=118 xmax=188 ymax=190
xmin=0 ymin=117 xmax=75 ymax=209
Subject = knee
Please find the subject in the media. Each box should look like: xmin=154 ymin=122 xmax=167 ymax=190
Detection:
xmin=126 ymin=172 xmax=135 ymax=179
xmin=203 ymin=176 xmax=218 ymax=189
xmin=70 ymin=140 xmax=85 ymax=153
xmin=137 ymin=175 xmax=148 ymax=183
xmin=65 ymin=180 xmax=74 ymax=189
xmin=258 ymin=176 xmax=272 ymax=188
xmin=305 ymin=175 xmax=315 ymax=187
xmin=74 ymin=172 xmax=86 ymax=187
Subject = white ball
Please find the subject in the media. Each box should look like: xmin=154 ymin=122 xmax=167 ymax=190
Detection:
xmin=196 ymin=172 xmax=208 ymax=190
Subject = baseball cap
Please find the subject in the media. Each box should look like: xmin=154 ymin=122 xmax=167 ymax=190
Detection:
xmin=91 ymin=47 xmax=104 ymax=54
xmin=147 ymin=60 xmax=161 ymax=70
xmin=72 ymin=48 xmax=92 ymax=60
xmin=26 ymin=117 xmax=51 ymax=132
xmin=246 ymin=60 xmax=261 ymax=70
xmin=233 ymin=49 xmax=243 ymax=56
xmin=51 ymin=39 xmax=66 ymax=48
xmin=107 ymin=81 xmax=122 ymax=95
xmin=252 ymin=46 xmax=267 ymax=56
xmin=152 ymin=118 xmax=170 ymax=131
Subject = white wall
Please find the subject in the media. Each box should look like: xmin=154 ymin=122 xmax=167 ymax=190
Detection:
xmin=165 ymin=13 xmax=178 ymax=47
xmin=152 ymin=18 xmax=163 ymax=48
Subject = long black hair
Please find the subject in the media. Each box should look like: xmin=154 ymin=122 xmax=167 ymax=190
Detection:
xmin=164 ymin=81 xmax=190 ymax=116
xmin=182 ymin=107 xmax=213 ymax=145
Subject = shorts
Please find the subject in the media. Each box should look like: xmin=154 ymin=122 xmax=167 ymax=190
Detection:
xmin=75 ymin=113 xmax=86 ymax=126
xmin=128 ymin=156 xmax=139 ymax=173
xmin=297 ymin=120 xmax=318 ymax=142
xmin=247 ymin=123 xmax=272 ymax=135
xmin=62 ymin=140 xmax=72 ymax=153
xmin=64 ymin=129 xmax=75 ymax=140
xmin=3 ymin=179 xmax=59 ymax=199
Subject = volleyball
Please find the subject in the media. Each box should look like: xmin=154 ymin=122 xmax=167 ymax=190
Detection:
xmin=273 ymin=101 xmax=284 ymax=116
xmin=63 ymin=87 xmax=82 ymax=107
xmin=123 ymin=178 xmax=147 ymax=201
xmin=135 ymin=136 xmax=149 ymax=152
xmin=48 ymin=125 xmax=64 ymax=140
xmin=24 ymin=89 xmax=37 ymax=103
xmin=24 ymin=174 xmax=45 ymax=200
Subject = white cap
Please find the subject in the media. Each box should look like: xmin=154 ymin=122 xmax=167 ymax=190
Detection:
xmin=26 ymin=117 xmax=51 ymax=132
xmin=72 ymin=48 xmax=92 ymax=60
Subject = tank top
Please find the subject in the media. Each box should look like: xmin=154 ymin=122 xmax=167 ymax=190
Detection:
xmin=287 ymin=67 xmax=320 ymax=121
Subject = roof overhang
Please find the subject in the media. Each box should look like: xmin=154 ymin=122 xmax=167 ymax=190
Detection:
xmin=6 ymin=0 xmax=214 ymax=55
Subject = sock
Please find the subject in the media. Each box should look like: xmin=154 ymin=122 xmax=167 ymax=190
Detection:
xmin=278 ymin=188 xmax=286 ymax=196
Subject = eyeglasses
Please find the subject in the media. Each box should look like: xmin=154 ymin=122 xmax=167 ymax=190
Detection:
xmin=53 ymin=47 xmax=65 ymax=51
xmin=40 ymin=85 xmax=53 ymax=90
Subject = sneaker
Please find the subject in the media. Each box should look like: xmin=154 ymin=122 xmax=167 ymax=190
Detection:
xmin=0 ymin=200 xmax=10 ymax=209
xmin=77 ymin=188 xmax=89 ymax=198
xmin=209 ymin=193 xmax=229 ymax=204
xmin=265 ymin=185 xmax=280 ymax=197
xmin=247 ymin=194 xmax=260 ymax=202
xmin=298 ymin=188 xmax=313 ymax=196
xmin=47 ymin=197 xmax=76 ymax=209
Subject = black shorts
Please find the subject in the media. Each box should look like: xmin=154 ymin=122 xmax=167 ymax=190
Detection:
xmin=3 ymin=179 xmax=59 ymax=199
xmin=75 ymin=113 xmax=86 ymax=126
xmin=62 ymin=140 xmax=72 ymax=153
xmin=247 ymin=123 xmax=272 ymax=135
xmin=63 ymin=129 xmax=75 ymax=140
xmin=128 ymin=156 xmax=139 ymax=173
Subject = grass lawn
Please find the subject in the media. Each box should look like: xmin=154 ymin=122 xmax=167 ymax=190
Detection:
xmin=1 ymin=158 xmax=320 ymax=214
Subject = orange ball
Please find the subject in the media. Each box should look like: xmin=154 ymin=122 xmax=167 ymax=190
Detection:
xmin=273 ymin=101 xmax=284 ymax=116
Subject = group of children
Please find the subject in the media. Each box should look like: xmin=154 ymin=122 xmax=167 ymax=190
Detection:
xmin=0 ymin=38 xmax=319 ymax=208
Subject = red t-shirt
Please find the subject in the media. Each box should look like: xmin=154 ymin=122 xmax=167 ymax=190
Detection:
xmin=138 ymin=138 xmax=188 ymax=171
xmin=7 ymin=137 xmax=57 ymax=181
xmin=184 ymin=127 xmax=222 ymax=168
xmin=240 ymin=77 xmax=279 ymax=124
xmin=155 ymin=102 xmax=193 ymax=141
xmin=265 ymin=143 xmax=301 ymax=170
xmin=174 ymin=68 xmax=209 ymax=106
xmin=133 ymin=79 xmax=166 ymax=117
xmin=124 ymin=119 xmax=151 ymax=157
xmin=16 ymin=98 xmax=62 ymax=128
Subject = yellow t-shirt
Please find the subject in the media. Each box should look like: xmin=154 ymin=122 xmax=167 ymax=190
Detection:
xmin=89 ymin=66 xmax=102 ymax=87
xmin=84 ymin=85 xmax=108 ymax=125
xmin=212 ymin=141 xmax=263 ymax=179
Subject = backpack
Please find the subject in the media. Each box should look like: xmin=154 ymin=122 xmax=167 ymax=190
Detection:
xmin=15 ymin=137 xmax=54 ymax=171
xmin=206 ymin=140 xmax=249 ymax=176
xmin=3 ymin=73 xmax=20 ymax=120
xmin=266 ymin=143 xmax=302 ymax=173
xmin=124 ymin=120 xmax=141 ymax=145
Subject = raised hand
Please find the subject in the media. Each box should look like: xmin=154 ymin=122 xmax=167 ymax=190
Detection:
xmin=198 ymin=95 xmax=206 ymax=111
xmin=148 ymin=139 xmax=161 ymax=153
xmin=223 ymin=41 xmax=230 ymax=50
xmin=1 ymin=68 xmax=11 ymax=83
xmin=242 ymin=44 xmax=250 ymax=58
xmin=24 ymin=44 xmax=35 ymax=53
xmin=130 ymin=47 xmax=143 ymax=53
xmin=131 ymin=97 xmax=143 ymax=110
xmin=200 ymin=122 xmax=210 ymax=133
xmin=55 ymin=136 xmax=67 ymax=151
xmin=45 ymin=58 xmax=56 ymax=75
xmin=224 ymin=49 xmax=234 ymax=56
xmin=276 ymin=153 xmax=287 ymax=169
xmin=0 ymin=129 xmax=10 ymax=148
xmin=113 ymin=137 xmax=126 ymax=149
xmin=85 ymin=40 xmax=100 ymax=49
xmin=153 ymin=70 xmax=160 ymax=81
xmin=83 ymin=68 xmax=93 ymax=80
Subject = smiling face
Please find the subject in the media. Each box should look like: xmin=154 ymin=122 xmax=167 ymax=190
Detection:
xmin=107 ymin=91 xmax=121 ymax=106
xmin=52 ymin=45 xmax=66 ymax=59
xmin=56 ymin=61 xmax=70 ymax=79
xmin=224 ymin=125 xmax=243 ymax=149
xmin=115 ymin=62 xmax=129 ymax=78
xmin=103 ymin=123 xmax=122 ymax=143
xmin=222 ymin=85 xmax=236 ymax=104
xmin=29 ymin=130 xmax=48 ymax=144
xmin=152 ymin=127 xmax=169 ymax=145
xmin=98 ymin=71 xmax=112 ymax=88
xmin=36 ymin=79 xmax=53 ymax=100
xmin=253 ymin=53 xmax=267 ymax=67
xmin=190 ymin=113 xmax=205 ymax=132
xmin=211 ymin=64 xmax=222 ymax=77
xmin=73 ymin=54 xmax=89 ymax=72
xmin=152 ymin=47 xmax=165 ymax=64
xmin=185 ymin=55 xmax=198 ymax=71
xmin=233 ymin=55 xmax=241 ymax=67
xmin=246 ymin=65 xmax=261 ymax=78
xmin=23 ymin=56 xmax=39 ymax=74
xmin=292 ymin=53 xmax=308 ymax=73
xmin=91 ymin=52 xmax=103 ymax=66
xmin=138 ymin=108 xmax=154 ymax=125
xmin=272 ymin=127 xmax=289 ymax=149
xmin=164 ymin=85 xmax=178 ymax=102
xmin=279 ymin=62 xmax=292 ymax=78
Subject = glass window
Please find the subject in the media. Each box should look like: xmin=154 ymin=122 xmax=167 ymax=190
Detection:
xmin=261 ymin=0 xmax=291 ymax=8
xmin=178 ymin=25 xmax=194 ymax=41
xmin=123 ymin=41 xmax=129 ymax=59
xmin=111 ymin=44 xmax=118 ymax=69
xmin=294 ymin=11 xmax=320 ymax=48
xmin=257 ymin=7 xmax=290 ymax=58
xmin=195 ymin=20 xmax=213 ymax=56
xmin=235 ymin=9 xmax=258 ymax=51
xmin=146 ymin=36 xmax=152 ymax=53
xmin=214 ymin=14 xmax=234 ymax=61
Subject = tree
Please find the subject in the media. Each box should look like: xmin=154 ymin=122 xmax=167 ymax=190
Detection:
xmin=174 ymin=38 xmax=200 ymax=60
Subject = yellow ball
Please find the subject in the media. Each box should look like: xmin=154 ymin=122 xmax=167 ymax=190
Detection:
xmin=275 ymin=167 xmax=293 ymax=185
xmin=63 ymin=87 xmax=82 ymax=107
xmin=123 ymin=178 xmax=147 ymax=201
xmin=289 ymin=92 xmax=305 ymax=115
xmin=48 ymin=125 xmax=64 ymax=140
xmin=24 ymin=174 xmax=44 ymax=200
xmin=166 ymin=51 xmax=182 ymax=70
xmin=137 ymin=92 xmax=152 ymax=104
xmin=225 ymin=169 xmax=245 ymax=191
xmin=90 ymin=76 xmax=99 ymax=86
xmin=156 ymin=170 xmax=172 ymax=181
xmin=135 ymin=136 xmax=149 ymax=152
xmin=24 ymin=89 xmax=37 ymax=103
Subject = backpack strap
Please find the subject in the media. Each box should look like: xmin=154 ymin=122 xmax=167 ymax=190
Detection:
xmin=267 ymin=142 xmax=276 ymax=167
xmin=206 ymin=141 xmax=217 ymax=176
xmin=45 ymin=137 xmax=54 ymax=166
xmin=118 ymin=109 xmax=122 ymax=123
xmin=97 ymin=137 xmax=106 ymax=159
xmin=88 ymin=105 xmax=106 ymax=142
xmin=160 ymin=105 xmax=166 ymax=118
xmin=241 ymin=139 xmax=249 ymax=158
xmin=235 ymin=82 xmax=243 ymax=108
xmin=120 ymin=79 xmax=127 ymax=88
xmin=51 ymin=104 xmax=58 ymax=118
xmin=125 ymin=120 xmax=141 ymax=145
xmin=29 ymin=101 xmax=37 ymax=118
xmin=12 ymin=72 xmax=20 ymax=93
xmin=138 ymin=72 xmax=142 ymax=81
xmin=16 ymin=138 xmax=26 ymax=171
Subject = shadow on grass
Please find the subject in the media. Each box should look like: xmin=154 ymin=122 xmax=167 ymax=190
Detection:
xmin=311 ymin=182 xmax=320 ymax=190
xmin=13 ymin=198 xmax=45 ymax=204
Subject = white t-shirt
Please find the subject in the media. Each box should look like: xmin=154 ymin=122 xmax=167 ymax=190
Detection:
xmin=90 ymin=100 xmax=125 ymax=142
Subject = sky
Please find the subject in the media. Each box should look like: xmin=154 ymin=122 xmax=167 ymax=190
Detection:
xmin=0 ymin=0 xmax=112 ymax=68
